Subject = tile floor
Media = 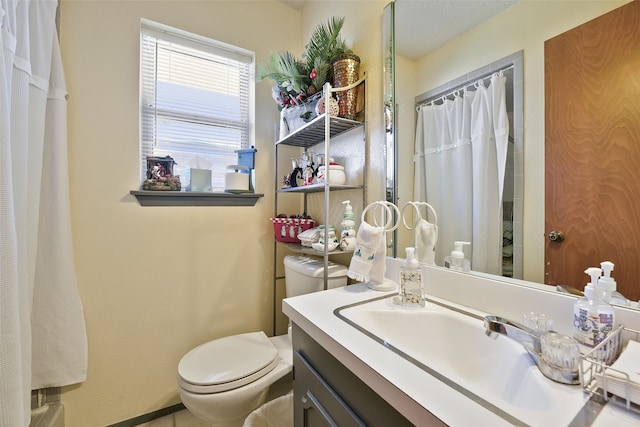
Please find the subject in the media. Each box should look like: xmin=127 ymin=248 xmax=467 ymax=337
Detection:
xmin=137 ymin=409 xmax=218 ymax=427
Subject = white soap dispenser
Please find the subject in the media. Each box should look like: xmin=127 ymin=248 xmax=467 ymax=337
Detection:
xmin=598 ymin=261 xmax=629 ymax=306
xmin=573 ymin=267 xmax=615 ymax=349
xmin=444 ymin=241 xmax=470 ymax=272
xmin=339 ymin=200 xmax=357 ymax=250
xmin=398 ymin=247 xmax=424 ymax=307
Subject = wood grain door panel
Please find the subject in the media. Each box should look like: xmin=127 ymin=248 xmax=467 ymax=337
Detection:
xmin=545 ymin=0 xmax=640 ymax=301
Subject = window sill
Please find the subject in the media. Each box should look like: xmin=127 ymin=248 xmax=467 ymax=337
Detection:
xmin=130 ymin=190 xmax=263 ymax=207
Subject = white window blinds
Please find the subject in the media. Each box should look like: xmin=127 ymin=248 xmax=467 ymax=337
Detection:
xmin=140 ymin=19 xmax=255 ymax=189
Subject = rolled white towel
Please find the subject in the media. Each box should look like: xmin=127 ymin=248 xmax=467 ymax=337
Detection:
xmin=348 ymin=222 xmax=385 ymax=282
xmin=414 ymin=219 xmax=437 ymax=265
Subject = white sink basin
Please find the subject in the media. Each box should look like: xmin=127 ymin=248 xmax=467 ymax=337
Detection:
xmin=336 ymin=295 xmax=589 ymax=426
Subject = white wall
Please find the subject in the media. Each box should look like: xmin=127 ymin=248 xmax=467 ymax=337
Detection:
xmin=396 ymin=0 xmax=632 ymax=283
xmin=59 ymin=0 xmax=388 ymax=425
xmin=300 ymin=1 xmax=389 ymax=205
xmin=394 ymin=53 xmax=417 ymax=254
xmin=60 ymin=1 xmax=298 ymax=425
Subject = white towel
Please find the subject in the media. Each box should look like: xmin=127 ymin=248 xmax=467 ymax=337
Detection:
xmin=348 ymin=222 xmax=385 ymax=283
xmin=414 ymin=219 xmax=437 ymax=265
xmin=595 ymin=339 xmax=640 ymax=405
xmin=605 ymin=340 xmax=640 ymax=384
xmin=368 ymin=226 xmax=389 ymax=285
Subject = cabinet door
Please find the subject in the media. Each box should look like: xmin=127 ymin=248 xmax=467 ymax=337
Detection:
xmin=294 ymin=350 xmax=366 ymax=427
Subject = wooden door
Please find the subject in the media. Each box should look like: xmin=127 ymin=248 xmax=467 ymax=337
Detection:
xmin=545 ymin=0 xmax=640 ymax=301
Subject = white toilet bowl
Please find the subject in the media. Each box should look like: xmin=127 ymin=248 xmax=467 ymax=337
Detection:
xmin=177 ymin=255 xmax=347 ymax=424
xmin=178 ymin=332 xmax=292 ymax=424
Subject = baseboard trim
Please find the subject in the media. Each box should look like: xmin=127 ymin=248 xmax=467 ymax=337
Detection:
xmin=106 ymin=403 xmax=186 ymax=427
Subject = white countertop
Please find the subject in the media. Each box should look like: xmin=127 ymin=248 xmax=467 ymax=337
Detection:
xmin=283 ymin=281 xmax=640 ymax=426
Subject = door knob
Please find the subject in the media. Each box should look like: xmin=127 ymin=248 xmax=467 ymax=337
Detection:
xmin=548 ymin=230 xmax=565 ymax=242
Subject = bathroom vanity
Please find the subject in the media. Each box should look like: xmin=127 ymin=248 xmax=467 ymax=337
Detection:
xmin=283 ymin=258 xmax=640 ymax=426
xmin=292 ymin=324 xmax=416 ymax=426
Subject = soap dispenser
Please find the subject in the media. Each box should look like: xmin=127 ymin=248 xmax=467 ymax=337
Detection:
xmin=339 ymin=200 xmax=357 ymax=250
xmin=444 ymin=241 xmax=470 ymax=272
xmin=398 ymin=247 xmax=424 ymax=307
xmin=598 ymin=261 xmax=629 ymax=306
xmin=573 ymin=267 xmax=615 ymax=349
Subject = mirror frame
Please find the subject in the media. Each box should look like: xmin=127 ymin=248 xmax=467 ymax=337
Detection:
xmin=383 ymin=2 xmax=397 ymax=258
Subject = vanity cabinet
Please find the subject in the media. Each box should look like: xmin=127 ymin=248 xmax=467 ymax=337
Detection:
xmin=292 ymin=323 xmax=414 ymax=427
xmin=273 ymin=78 xmax=367 ymax=294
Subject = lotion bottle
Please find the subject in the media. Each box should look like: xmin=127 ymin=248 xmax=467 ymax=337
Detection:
xmin=598 ymin=261 xmax=629 ymax=306
xmin=444 ymin=241 xmax=470 ymax=272
xmin=398 ymin=247 xmax=424 ymax=307
xmin=339 ymin=200 xmax=357 ymax=250
xmin=573 ymin=267 xmax=615 ymax=349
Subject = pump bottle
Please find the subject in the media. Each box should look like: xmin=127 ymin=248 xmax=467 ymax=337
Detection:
xmin=398 ymin=247 xmax=424 ymax=307
xmin=444 ymin=241 xmax=470 ymax=272
xmin=573 ymin=267 xmax=615 ymax=349
xmin=598 ymin=261 xmax=629 ymax=306
xmin=339 ymin=200 xmax=357 ymax=251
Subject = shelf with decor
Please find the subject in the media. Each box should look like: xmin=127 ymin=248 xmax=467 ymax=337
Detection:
xmin=278 ymin=242 xmax=355 ymax=256
xmin=277 ymin=183 xmax=362 ymax=194
xmin=272 ymin=76 xmax=367 ymax=313
xmin=276 ymin=113 xmax=364 ymax=147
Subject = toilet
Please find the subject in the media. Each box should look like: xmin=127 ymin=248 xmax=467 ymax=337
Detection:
xmin=177 ymin=255 xmax=348 ymax=425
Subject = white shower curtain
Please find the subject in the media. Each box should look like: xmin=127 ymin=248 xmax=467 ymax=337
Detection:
xmin=1 ymin=1 xmax=87 ymax=425
xmin=414 ymin=73 xmax=509 ymax=274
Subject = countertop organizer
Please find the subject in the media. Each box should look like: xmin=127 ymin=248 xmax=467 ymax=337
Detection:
xmin=580 ymin=325 xmax=640 ymax=415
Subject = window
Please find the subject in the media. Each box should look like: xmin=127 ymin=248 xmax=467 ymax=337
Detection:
xmin=140 ymin=19 xmax=254 ymax=190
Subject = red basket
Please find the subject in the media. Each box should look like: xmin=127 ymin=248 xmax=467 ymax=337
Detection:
xmin=271 ymin=217 xmax=316 ymax=243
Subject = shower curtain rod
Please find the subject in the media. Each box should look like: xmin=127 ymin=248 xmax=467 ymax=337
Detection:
xmin=416 ymin=63 xmax=514 ymax=109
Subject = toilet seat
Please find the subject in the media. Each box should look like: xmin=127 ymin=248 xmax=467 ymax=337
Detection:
xmin=178 ymin=331 xmax=279 ymax=394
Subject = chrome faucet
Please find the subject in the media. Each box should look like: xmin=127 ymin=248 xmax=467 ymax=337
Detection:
xmin=484 ymin=315 xmax=579 ymax=385
xmin=484 ymin=315 xmax=540 ymax=352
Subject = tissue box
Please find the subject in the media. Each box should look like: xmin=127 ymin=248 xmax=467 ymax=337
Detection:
xmin=190 ymin=168 xmax=211 ymax=192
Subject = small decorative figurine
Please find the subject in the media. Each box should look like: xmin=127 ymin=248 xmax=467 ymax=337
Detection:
xmin=142 ymin=156 xmax=181 ymax=191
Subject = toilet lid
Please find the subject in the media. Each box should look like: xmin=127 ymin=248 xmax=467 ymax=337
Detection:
xmin=178 ymin=331 xmax=279 ymax=394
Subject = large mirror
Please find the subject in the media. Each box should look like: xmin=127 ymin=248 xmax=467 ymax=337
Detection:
xmin=384 ymin=0 xmax=640 ymax=307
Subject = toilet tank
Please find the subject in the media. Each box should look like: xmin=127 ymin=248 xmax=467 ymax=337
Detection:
xmin=283 ymin=255 xmax=348 ymax=297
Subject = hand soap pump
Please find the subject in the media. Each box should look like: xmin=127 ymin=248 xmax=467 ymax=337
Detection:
xmin=444 ymin=241 xmax=470 ymax=272
xmin=339 ymin=200 xmax=357 ymax=250
xmin=573 ymin=267 xmax=615 ymax=349
xmin=599 ymin=261 xmax=629 ymax=306
xmin=398 ymin=247 xmax=424 ymax=307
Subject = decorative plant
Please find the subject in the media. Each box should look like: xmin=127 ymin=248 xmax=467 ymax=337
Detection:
xmin=258 ymin=16 xmax=351 ymax=109
xmin=302 ymin=16 xmax=350 ymax=92
xmin=258 ymin=51 xmax=311 ymax=109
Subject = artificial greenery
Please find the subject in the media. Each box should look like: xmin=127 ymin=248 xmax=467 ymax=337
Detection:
xmin=303 ymin=16 xmax=349 ymax=90
xmin=258 ymin=51 xmax=311 ymax=104
xmin=258 ymin=16 xmax=351 ymax=109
